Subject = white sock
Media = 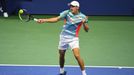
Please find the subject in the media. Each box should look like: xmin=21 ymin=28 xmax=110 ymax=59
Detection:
xmin=60 ymin=68 xmax=64 ymax=74
xmin=82 ymin=70 xmax=87 ymax=75
xmin=3 ymin=12 xmax=8 ymax=17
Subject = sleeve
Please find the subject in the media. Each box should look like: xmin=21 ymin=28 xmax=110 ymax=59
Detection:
xmin=59 ymin=10 xmax=69 ymax=20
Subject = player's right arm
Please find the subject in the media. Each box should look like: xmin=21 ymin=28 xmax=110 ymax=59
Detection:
xmin=37 ymin=10 xmax=69 ymax=24
xmin=37 ymin=16 xmax=61 ymax=23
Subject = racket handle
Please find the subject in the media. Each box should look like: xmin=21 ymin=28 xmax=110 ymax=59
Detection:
xmin=34 ymin=18 xmax=38 ymax=21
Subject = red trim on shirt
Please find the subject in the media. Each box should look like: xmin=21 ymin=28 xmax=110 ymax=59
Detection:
xmin=76 ymin=22 xmax=83 ymax=37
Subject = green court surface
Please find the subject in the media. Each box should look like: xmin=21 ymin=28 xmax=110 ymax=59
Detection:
xmin=0 ymin=15 xmax=134 ymax=67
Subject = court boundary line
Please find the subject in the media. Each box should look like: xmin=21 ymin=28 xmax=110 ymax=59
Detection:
xmin=0 ymin=64 xmax=134 ymax=69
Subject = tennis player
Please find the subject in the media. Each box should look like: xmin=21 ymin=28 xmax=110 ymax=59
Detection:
xmin=37 ymin=1 xmax=89 ymax=75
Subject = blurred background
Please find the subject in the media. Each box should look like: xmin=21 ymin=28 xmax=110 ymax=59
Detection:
xmin=0 ymin=0 xmax=134 ymax=16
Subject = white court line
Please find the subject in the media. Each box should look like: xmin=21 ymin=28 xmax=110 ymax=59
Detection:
xmin=0 ymin=64 xmax=134 ymax=69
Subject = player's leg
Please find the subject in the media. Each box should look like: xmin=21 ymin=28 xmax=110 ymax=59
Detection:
xmin=0 ymin=0 xmax=8 ymax=17
xmin=73 ymin=48 xmax=85 ymax=70
xmin=69 ymin=37 xmax=87 ymax=75
xmin=59 ymin=50 xmax=66 ymax=69
xmin=59 ymin=50 xmax=66 ymax=75
xmin=58 ymin=35 xmax=68 ymax=75
xmin=72 ymin=48 xmax=87 ymax=75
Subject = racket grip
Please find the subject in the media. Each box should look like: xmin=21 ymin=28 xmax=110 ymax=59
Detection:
xmin=34 ymin=18 xmax=38 ymax=21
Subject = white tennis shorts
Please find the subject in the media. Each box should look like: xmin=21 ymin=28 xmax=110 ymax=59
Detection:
xmin=58 ymin=35 xmax=79 ymax=50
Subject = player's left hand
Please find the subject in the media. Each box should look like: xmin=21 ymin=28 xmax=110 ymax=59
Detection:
xmin=82 ymin=19 xmax=86 ymax=23
xmin=82 ymin=16 xmax=88 ymax=23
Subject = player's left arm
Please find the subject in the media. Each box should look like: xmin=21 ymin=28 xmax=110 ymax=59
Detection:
xmin=82 ymin=16 xmax=89 ymax=32
xmin=83 ymin=22 xmax=89 ymax=32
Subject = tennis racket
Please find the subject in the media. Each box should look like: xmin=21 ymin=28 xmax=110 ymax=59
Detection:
xmin=18 ymin=9 xmax=38 ymax=22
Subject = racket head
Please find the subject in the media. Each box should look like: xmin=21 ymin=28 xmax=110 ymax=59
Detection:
xmin=18 ymin=9 xmax=31 ymax=22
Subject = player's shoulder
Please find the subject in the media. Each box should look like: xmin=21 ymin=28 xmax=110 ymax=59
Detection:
xmin=78 ymin=12 xmax=88 ymax=23
xmin=79 ymin=12 xmax=87 ymax=18
xmin=61 ymin=10 xmax=70 ymax=13
xmin=59 ymin=10 xmax=70 ymax=19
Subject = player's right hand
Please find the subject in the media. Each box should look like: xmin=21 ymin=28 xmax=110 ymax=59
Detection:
xmin=37 ymin=19 xmax=46 ymax=24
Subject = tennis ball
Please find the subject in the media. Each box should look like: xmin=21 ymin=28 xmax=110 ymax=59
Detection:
xmin=19 ymin=9 xmax=24 ymax=14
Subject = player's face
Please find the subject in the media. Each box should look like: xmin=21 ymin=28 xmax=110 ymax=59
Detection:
xmin=70 ymin=5 xmax=79 ymax=14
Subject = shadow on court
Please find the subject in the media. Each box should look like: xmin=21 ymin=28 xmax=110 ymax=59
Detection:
xmin=0 ymin=65 xmax=134 ymax=75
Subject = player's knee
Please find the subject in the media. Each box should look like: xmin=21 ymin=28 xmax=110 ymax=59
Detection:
xmin=74 ymin=54 xmax=81 ymax=60
xmin=59 ymin=50 xmax=66 ymax=58
xmin=60 ymin=54 xmax=64 ymax=58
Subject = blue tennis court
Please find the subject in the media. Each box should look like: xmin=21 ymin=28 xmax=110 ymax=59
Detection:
xmin=0 ymin=64 xmax=134 ymax=75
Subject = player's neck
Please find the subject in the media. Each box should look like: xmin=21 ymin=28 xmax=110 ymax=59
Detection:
xmin=72 ymin=11 xmax=79 ymax=15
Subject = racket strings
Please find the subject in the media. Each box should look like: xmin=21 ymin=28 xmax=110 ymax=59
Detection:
xmin=21 ymin=13 xmax=30 ymax=22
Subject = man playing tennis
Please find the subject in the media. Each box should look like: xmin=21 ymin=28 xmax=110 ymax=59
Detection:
xmin=37 ymin=1 xmax=89 ymax=75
